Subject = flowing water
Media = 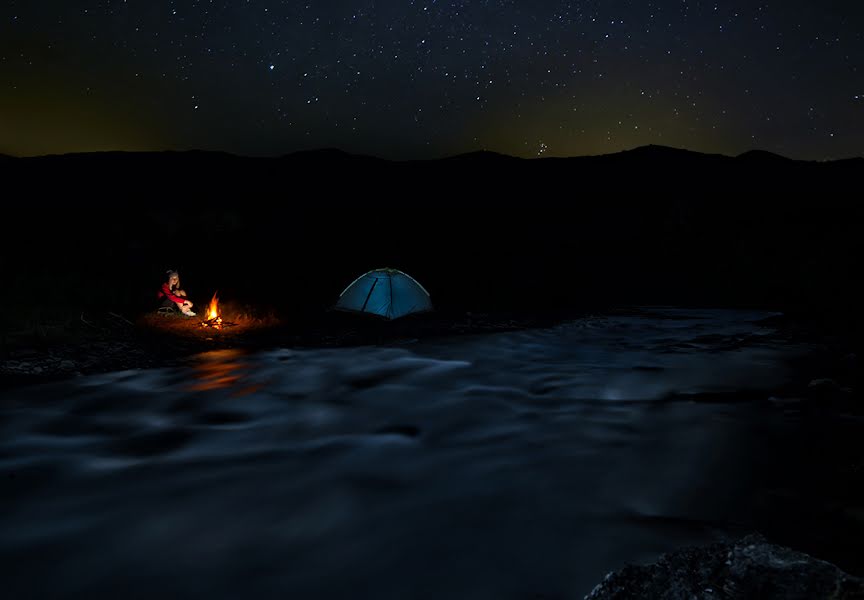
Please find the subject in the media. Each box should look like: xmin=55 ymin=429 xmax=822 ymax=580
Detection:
xmin=0 ymin=308 xmax=830 ymax=599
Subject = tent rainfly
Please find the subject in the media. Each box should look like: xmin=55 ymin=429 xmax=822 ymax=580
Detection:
xmin=335 ymin=268 xmax=432 ymax=320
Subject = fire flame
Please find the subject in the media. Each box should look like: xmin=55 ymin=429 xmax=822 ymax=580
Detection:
xmin=201 ymin=292 xmax=224 ymax=329
xmin=207 ymin=293 xmax=220 ymax=321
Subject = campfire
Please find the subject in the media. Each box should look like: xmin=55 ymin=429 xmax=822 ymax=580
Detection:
xmin=200 ymin=293 xmax=236 ymax=330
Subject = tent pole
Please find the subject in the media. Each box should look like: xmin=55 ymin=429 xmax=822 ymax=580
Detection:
xmin=361 ymin=278 xmax=378 ymax=313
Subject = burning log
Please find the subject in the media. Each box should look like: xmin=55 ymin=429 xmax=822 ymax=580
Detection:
xmin=199 ymin=293 xmax=237 ymax=330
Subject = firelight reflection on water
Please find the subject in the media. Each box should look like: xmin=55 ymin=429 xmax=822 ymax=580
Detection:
xmin=188 ymin=348 xmax=246 ymax=392
xmin=189 ymin=348 xmax=263 ymax=395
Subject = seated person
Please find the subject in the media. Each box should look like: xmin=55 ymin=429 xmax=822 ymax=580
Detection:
xmin=158 ymin=270 xmax=196 ymax=316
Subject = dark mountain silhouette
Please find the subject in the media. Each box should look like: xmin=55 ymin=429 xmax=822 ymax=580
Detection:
xmin=617 ymin=144 xmax=730 ymax=162
xmin=282 ymin=147 xmax=386 ymax=163
xmin=737 ymin=149 xmax=795 ymax=163
xmin=1 ymin=145 xmax=861 ymax=322
xmin=9 ymin=143 xmax=860 ymax=165
xmin=441 ymin=149 xmax=523 ymax=162
xmin=830 ymin=156 xmax=864 ymax=167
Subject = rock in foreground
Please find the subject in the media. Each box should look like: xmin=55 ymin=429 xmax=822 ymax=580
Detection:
xmin=586 ymin=534 xmax=864 ymax=600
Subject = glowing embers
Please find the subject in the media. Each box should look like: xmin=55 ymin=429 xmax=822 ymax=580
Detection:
xmin=200 ymin=293 xmax=236 ymax=329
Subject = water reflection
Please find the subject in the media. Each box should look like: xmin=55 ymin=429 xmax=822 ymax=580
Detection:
xmin=188 ymin=349 xmax=261 ymax=395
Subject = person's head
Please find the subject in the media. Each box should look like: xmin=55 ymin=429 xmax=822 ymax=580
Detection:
xmin=167 ymin=270 xmax=180 ymax=289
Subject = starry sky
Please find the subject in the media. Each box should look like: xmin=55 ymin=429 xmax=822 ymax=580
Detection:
xmin=2 ymin=1 xmax=862 ymax=159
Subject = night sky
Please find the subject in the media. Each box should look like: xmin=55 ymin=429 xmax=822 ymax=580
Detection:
xmin=2 ymin=1 xmax=862 ymax=159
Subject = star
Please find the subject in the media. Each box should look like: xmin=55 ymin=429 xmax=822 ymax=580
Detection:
xmin=2 ymin=0 xmax=861 ymax=159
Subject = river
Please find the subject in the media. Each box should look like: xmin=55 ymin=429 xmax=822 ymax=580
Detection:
xmin=1 ymin=308 xmax=833 ymax=599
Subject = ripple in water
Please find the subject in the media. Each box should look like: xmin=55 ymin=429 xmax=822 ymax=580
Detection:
xmin=0 ymin=308 xmax=815 ymax=599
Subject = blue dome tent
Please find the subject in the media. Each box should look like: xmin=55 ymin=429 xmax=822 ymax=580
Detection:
xmin=335 ymin=268 xmax=433 ymax=320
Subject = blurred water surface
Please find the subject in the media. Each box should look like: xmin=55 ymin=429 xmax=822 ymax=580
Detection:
xmin=1 ymin=308 xmax=817 ymax=599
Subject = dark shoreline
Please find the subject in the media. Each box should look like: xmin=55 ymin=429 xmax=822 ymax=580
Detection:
xmin=0 ymin=307 xmax=589 ymax=390
xmin=2 ymin=306 xmax=858 ymax=408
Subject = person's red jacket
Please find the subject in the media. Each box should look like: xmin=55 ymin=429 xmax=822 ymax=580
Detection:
xmin=158 ymin=282 xmax=186 ymax=304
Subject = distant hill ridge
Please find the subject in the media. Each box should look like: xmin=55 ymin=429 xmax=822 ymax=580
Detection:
xmin=3 ymin=144 xmax=860 ymax=163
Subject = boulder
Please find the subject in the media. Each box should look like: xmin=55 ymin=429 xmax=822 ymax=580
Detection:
xmin=585 ymin=534 xmax=864 ymax=600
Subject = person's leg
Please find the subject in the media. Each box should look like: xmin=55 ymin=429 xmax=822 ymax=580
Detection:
xmin=177 ymin=300 xmax=196 ymax=316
